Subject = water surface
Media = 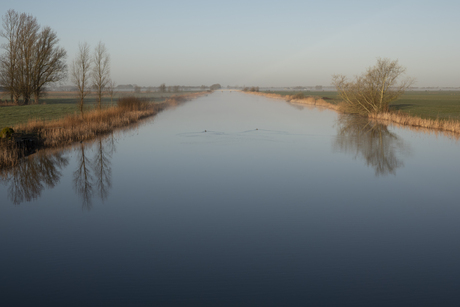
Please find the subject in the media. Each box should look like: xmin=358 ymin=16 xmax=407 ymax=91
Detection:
xmin=1 ymin=92 xmax=460 ymax=306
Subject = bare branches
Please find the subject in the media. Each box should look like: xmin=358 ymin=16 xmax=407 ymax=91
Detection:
xmin=91 ymin=41 xmax=110 ymax=109
xmin=332 ymin=58 xmax=415 ymax=115
xmin=0 ymin=10 xmax=67 ymax=105
xmin=70 ymin=42 xmax=91 ymax=115
xmin=31 ymin=26 xmax=67 ymax=103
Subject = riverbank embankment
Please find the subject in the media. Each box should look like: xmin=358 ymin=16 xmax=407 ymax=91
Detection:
xmin=0 ymin=92 xmax=207 ymax=169
xmin=245 ymin=91 xmax=460 ymax=138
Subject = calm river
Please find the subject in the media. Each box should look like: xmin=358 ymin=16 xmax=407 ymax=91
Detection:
xmin=1 ymin=92 xmax=460 ymax=306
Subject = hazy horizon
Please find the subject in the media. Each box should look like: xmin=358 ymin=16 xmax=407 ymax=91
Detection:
xmin=2 ymin=0 xmax=459 ymax=87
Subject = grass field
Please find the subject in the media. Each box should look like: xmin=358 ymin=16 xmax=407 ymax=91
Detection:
xmin=264 ymin=90 xmax=460 ymax=120
xmin=0 ymin=91 xmax=197 ymax=128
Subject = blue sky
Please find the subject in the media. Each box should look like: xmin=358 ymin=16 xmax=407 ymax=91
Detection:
xmin=2 ymin=0 xmax=459 ymax=87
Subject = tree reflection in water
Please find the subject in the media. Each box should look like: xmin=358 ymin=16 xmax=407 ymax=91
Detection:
xmin=73 ymin=144 xmax=94 ymax=210
xmin=0 ymin=152 xmax=69 ymax=205
xmin=1 ymin=135 xmax=115 ymax=209
xmin=92 ymin=138 xmax=113 ymax=202
xmin=73 ymin=136 xmax=114 ymax=210
xmin=333 ymin=114 xmax=410 ymax=176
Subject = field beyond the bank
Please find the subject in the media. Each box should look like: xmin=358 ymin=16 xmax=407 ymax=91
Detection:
xmin=266 ymin=90 xmax=460 ymax=121
xmin=0 ymin=91 xmax=198 ymax=128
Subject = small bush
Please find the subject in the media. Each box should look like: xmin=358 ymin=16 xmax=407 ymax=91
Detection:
xmin=292 ymin=93 xmax=305 ymax=99
xmin=1 ymin=127 xmax=14 ymax=138
xmin=117 ymin=96 xmax=147 ymax=111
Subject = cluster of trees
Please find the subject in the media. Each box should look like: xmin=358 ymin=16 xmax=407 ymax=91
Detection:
xmin=210 ymin=84 xmax=221 ymax=90
xmin=332 ymin=58 xmax=414 ymax=115
xmin=0 ymin=10 xmax=67 ymax=105
xmin=158 ymin=84 xmax=182 ymax=93
xmin=243 ymin=86 xmax=259 ymax=92
xmin=0 ymin=10 xmax=114 ymax=112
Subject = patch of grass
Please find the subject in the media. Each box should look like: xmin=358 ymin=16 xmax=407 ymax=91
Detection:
xmin=389 ymin=91 xmax=460 ymax=120
xmin=264 ymin=90 xmax=460 ymax=120
xmin=0 ymin=91 xmax=198 ymax=128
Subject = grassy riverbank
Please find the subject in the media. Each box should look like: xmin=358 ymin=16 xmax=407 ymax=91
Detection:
xmin=263 ymin=90 xmax=460 ymax=121
xmin=252 ymin=91 xmax=460 ymax=136
xmin=0 ymin=92 xmax=206 ymax=169
xmin=0 ymin=91 xmax=201 ymax=128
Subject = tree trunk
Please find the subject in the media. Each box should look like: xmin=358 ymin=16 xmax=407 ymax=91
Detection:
xmin=34 ymin=92 xmax=40 ymax=104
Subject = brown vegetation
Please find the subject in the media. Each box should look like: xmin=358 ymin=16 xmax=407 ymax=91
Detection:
xmin=369 ymin=111 xmax=460 ymax=140
xmin=332 ymin=58 xmax=414 ymax=115
xmin=0 ymin=92 xmax=206 ymax=169
xmin=246 ymin=91 xmax=340 ymax=111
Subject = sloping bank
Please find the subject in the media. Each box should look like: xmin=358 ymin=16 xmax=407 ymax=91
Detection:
xmin=0 ymin=92 xmax=207 ymax=169
xmin=245 ymin=91 xmax=460 ymax=138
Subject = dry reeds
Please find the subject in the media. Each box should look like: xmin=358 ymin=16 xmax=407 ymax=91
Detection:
xmin=117 ymin=96 xmax=149 ymax=111
xmin=0 ymin=91 xmax=208 ymax=170
xmin=369 ymin=111 xmax=460 ymax=139
xmin=246 ymin=91 xmax=340 ymax=111
xmin=16 ymin=105 xmax=157 ymax=148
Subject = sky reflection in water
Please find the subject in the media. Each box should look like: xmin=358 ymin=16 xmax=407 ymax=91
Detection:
xmin=1 ymin=92 xmax=460 ymax=306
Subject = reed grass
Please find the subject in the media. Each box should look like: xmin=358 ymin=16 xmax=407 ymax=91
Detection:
xmin=369 ymin=111 xmax=460 ymax=139
xmin=0 ymin=92 xmax=206 ymax=169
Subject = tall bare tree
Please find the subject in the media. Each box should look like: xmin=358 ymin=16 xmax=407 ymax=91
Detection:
xmin=70 ymin=42 xmax=91 ymax=116
xmin=16 ymin=12 xmax=40 ymax=105
xmin=31 ymin=26 xmax=67 ymax=104
xmin=0 ymin=10 xmax=21 ymax=103
xmin=0 ymin=10 xmax=67 ymax=105
xmin=332 ymin=58 xmax=414 ymax=115
xmin=91 ymin=41 xmax=110 ymax=109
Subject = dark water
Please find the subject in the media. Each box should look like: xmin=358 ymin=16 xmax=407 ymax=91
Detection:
xmin=1 ymin=92 xmax=460 ymax=306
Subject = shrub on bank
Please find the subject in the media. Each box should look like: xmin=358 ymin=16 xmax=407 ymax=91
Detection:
xmin=1 ymin=127 xmax=14 ymax=138
xmin=292 ymin=93 xmax=305 ymax=99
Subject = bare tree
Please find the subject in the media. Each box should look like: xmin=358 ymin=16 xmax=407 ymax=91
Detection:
xmin=0 ymin=10 xmax=39 ymax=105
xmin=16 ymin=12 xmax=40 ymax=105
xmin=332 ymin=58 xmax=414 ymax=115
xmin=0 ymin=10 xmax=67 ymax=105
xmin=31 ymin=26 xmax=67 ymax=104
xmin=70 ymin=42 xmax=91 ymax=116
xmin=159 ymin=83 xmax=166 ymax=93
xmin=91 ymin=41 xmax=110 ymax=109
xmin=0 ymin=10 xmax=21 ymax=104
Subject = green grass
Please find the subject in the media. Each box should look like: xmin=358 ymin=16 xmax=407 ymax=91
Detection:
xmin=389 ymin=91 xmax=460 ymax=121
xmin=263 ymin=90 xmax=460 ymax=120
xmin=0 ymin=91 xmax=195 ymax=128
